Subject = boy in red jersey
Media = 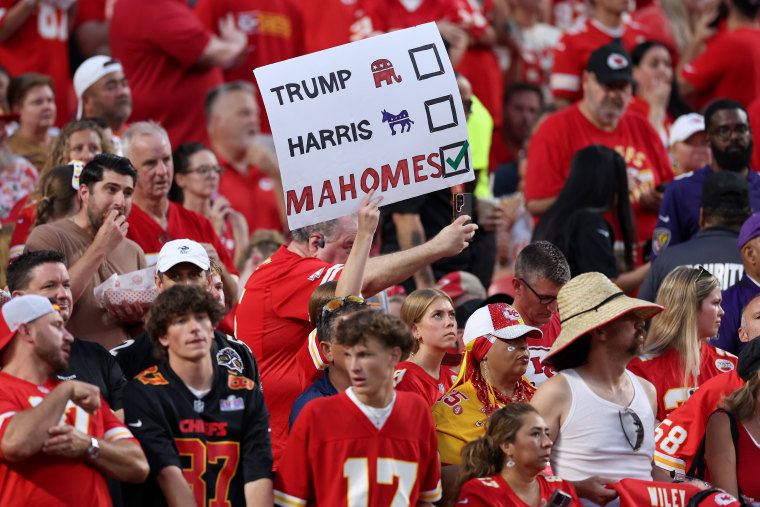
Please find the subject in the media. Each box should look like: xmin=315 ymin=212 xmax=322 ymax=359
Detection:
xmin=275 ymin=310 xmax=441 ymax=506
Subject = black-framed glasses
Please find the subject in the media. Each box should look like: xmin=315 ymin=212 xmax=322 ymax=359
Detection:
xmin=519 ymin=278 xmax=557 ymax=305
xmin=322 ymin=295 xmax=365 ymax=314
xmin=709 ymin=123 xmax=750 ymax=140
xmin=618 ymin=407 xmax=644 ymax=452
xmin=187 ymin=165 xmax=224 ymax=176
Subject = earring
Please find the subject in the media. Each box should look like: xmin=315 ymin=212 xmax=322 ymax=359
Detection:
xmin=506 ymin=457 xmax=515 ymax=468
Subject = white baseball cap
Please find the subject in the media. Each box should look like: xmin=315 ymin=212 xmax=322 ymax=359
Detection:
xmin=669 ymin=113 xmax=705 ymax=147
xmin=73 ymin=55 xmax=124 ymax=119
xmin=1 ymin=295 xmax=57 ymax=351
xmin=156 ymin=239 xmax=210 ymax=273
xmin=462 ymin=303 xmax=542 ymax=350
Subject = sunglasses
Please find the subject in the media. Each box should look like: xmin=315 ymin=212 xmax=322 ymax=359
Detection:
xmin=322 ymin=295 xmax=365 ymax=314
xmin=618 ymin=407 xmax=644 ymax=452
xmin=519 ymin=278 xmax=557 ymax=305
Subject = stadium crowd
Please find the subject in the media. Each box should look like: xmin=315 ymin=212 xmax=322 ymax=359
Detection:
xmin=2 ymin=0 xmax=760 ymax=505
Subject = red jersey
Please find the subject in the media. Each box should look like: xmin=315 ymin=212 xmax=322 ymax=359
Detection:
xmin=681 ymin=28 xmax=760 ymax=110
xmin=524 ymin=104 xmax=674 ymax=245
xmin=653 ymin=370 xmax=743 ymax=473
xmin=194 ymin=0 xmax=303 ymax=135
xmin=393 ymin=361 xmax=454 ymax=406
xmin=0 ymin=372 xmax=136 ymax=507
xmin=110 ymin=0 xmax=222 ymax=146
xmin=370 ymin=0 xmax=485 ymax=35
xmin=298 ymin=0 xmax=377 ymax=54
xmin=627 ymin=343 xmax=737 ymax=422
xmin=0 ymin=1 xmax=73 ymax=125
xmin=125 ymin=201 xmax=237 ymax=274
xmin=610 ymin=478 xmax=741 ymax=507
xmin=550 ymin=18 xmax=651 ymax=102
xmin=274 ymin=390 xmax=442 ymax=506
xmin=295 ymin=328 xmax=327 ymax=391
xmin=235 ymin=246 xmax=343 ymax=468
xmin=457 ymin=473 xmax=581 ymax=507
xmin=216 ymin=157 xmax=282 ymax=234
xmin=551 ymin=0 xmax=588 ymax=32
xmin=527 ymin=312 xmax=561 ymax=388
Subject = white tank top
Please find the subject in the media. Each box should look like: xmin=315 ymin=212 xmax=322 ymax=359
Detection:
xmin=550 ymin=369 xmax=655 ymax=484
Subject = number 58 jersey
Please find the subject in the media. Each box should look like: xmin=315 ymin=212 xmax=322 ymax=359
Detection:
xmin=123 ymin=362 xmax=273 ymax=507
xmin=274 ymin=390 xmax=442 ymax=507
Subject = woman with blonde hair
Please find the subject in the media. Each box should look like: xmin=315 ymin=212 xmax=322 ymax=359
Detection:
xmin=628 ymin=266 xmax=736 ymax=421
xmin=395 ymin=288 xmax=458 ymax=405
xmin=456 ymin=402 xmax=581 ymax=506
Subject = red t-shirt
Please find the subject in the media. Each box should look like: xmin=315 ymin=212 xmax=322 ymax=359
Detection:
xmin=457 ymin=473 xmax=581 ymax=507
xmin=216 ymin=157 xmax=282 ymax=234
xmin=126 ymin=201 xmax=237 ymax=274
xmin=627 ymin=343 xmax=737 ymax=422
xmin=73 ymin=0 xmax=113 ymax=26
xmin=550 ymin=18 xmax=651 ymax=103
xmin=524 ymin=104 xmax=674 ymax=245
xmin=110 ymin=0 xmax=222 ymax=146
xmin=0 ymin=1 xmax=74 ymax=125
xmin=681 ymin=28 xmax=760 ymax=110
xmin=194 ymin=0 xmax=304 ymax=135
xmin=298 ymin=0 xmax=377 ymax=54
xmin=295 ymin=328 xmax=327 ymax=391
xmin=393 ymin=361 xmax=455 ymax=406
xmin=489 ymin=129 xmax=517 ymax=173
xmin=653 ymin=370 xmax=743 ymax=473
xmin=274 ymin=390 xmax=442 ymax=505
xmin=235 ymin=245 xmax=343 ymax=468
xmin=0 ymin=372 xmax=137 ymax=507
xmin=610 ymin=478 xmax=741 ymax=507
xmin=750 ymin=96 xmax=760 ymax=172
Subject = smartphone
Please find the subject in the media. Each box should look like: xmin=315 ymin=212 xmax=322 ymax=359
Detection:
xmin=453 ymin=192 xmax=472 ymax=221
xmin=547 ymin=490 xmax=573 ymax=507
xmin=453 ymin=192 xmax=473 ymax=243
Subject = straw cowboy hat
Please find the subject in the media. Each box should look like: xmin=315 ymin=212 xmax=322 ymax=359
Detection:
xmin=545 ymin=272 xmax=663 ymax=362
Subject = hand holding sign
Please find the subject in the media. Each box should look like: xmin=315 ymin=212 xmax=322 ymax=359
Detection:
xmin=254 ymin=23 xmax=473 ymax=230
xmin=357 ymin=189 xmax=383 ymax=238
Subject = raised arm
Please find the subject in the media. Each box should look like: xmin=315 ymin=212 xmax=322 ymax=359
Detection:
xmin=335 ymin=190 xmax=382 ymax=297
xmin=1 ymin=380 xmax=100 ymax=461
xmin=361 ymin=216 xmax=476 ymax=296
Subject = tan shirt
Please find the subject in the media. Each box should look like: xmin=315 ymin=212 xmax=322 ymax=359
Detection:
xmin=25 ymin=218 xmax=147 ymax=349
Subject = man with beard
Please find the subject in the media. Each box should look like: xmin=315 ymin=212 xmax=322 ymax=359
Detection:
xmin=0 ymin=295 xmax=149 ymax=506
xmin=524 ymin=43 xmax=673 ymax=254
xmin=639 ymin=171 xmax=751 ymax=301
xmin=531 ymin=272 xmax=665 ymax=506
xmin=652 ymin=100 xmax=760 ymax=258
xmin=25 ymin=153 xmax=148 ymax=349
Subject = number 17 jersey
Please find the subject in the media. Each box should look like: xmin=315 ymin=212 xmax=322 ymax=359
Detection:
xmin=274 ymin=390 xmax=441 ymax=506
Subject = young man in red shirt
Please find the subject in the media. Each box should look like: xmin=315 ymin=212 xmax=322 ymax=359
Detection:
xmin=275 ymin=310 xmax=441 ymax=506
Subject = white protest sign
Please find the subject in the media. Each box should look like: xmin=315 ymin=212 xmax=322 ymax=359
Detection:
xmin=254 ymin=22 xmax=474 ymax=231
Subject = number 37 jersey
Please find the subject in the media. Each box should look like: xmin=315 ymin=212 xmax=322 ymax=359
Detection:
xmin=274 ymin=390 xmax=442 ymax=507
xmin=123 ymin=362 xmax=273 ymax=507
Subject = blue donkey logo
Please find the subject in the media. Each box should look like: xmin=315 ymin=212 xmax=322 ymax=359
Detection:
xmin=381 ymin=109 xmax=414 ymax=135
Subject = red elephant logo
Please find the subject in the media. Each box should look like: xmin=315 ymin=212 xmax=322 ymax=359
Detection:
xmin=372 ymin=59 xmax=402 ymax=88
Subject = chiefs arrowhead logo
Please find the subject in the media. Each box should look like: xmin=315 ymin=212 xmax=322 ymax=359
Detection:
xmin=607 ymin=53 xmax=628 ymax=70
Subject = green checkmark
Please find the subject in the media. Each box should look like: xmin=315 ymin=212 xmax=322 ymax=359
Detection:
xmin=446 ymin=141 xmax=470 ymax=170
